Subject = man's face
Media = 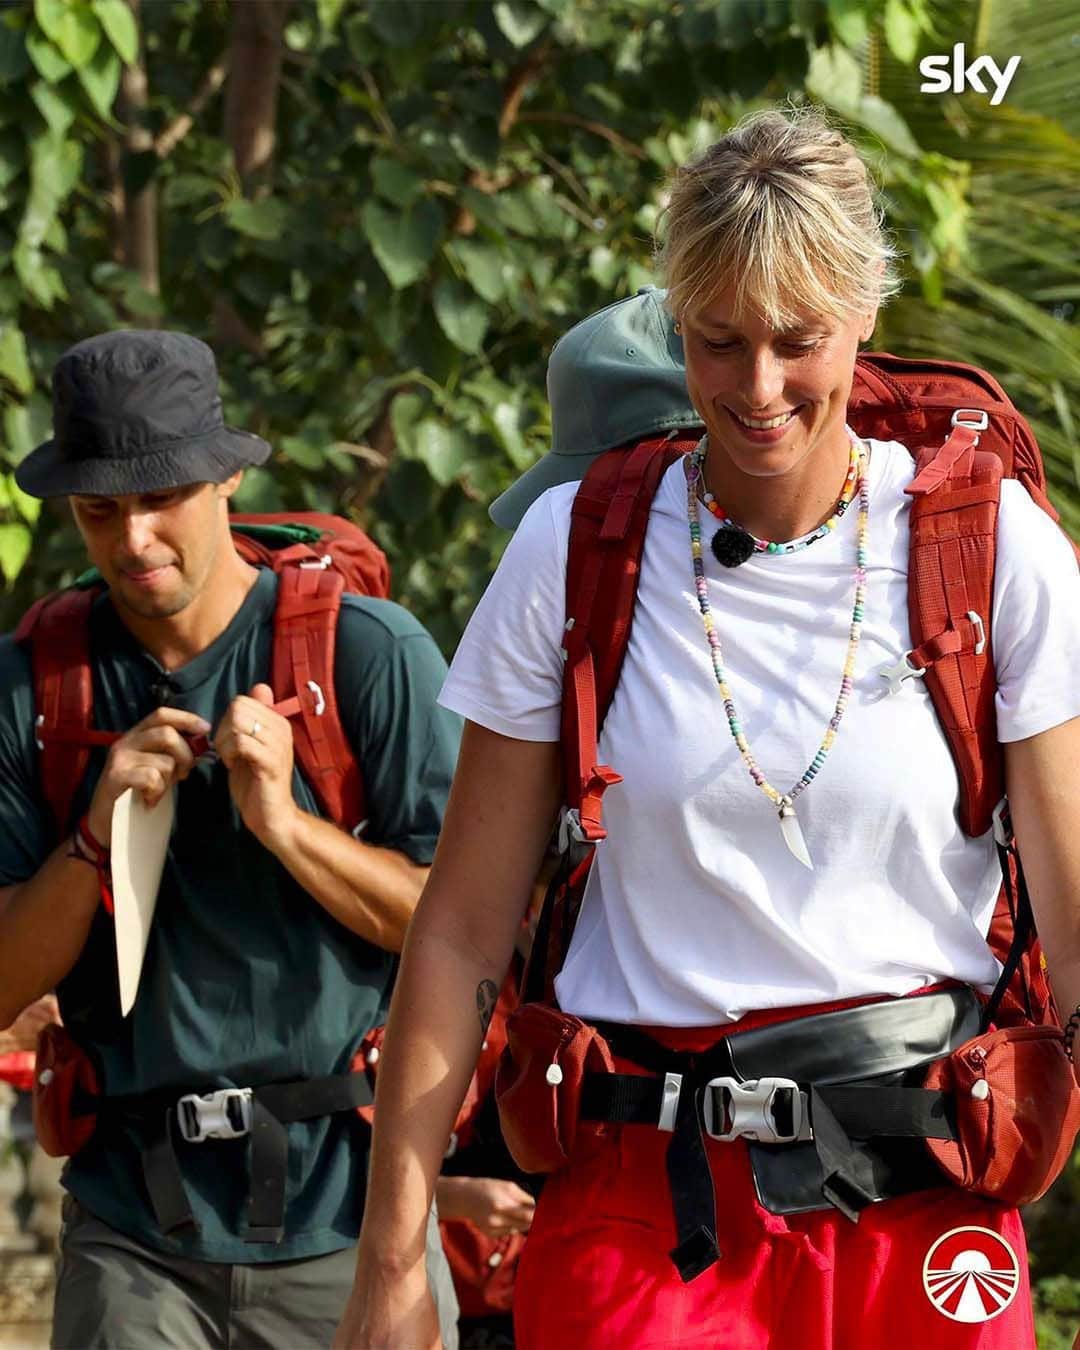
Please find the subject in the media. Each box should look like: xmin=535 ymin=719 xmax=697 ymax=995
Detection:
xmin=679 ymin=285 xmax=876 ymax=482
xmin=70 ymin=476 xmax=240 ymax=622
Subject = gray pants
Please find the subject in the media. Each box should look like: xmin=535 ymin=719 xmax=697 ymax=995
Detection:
xmin=52 ymin=1195 xmax=459 ymax=1350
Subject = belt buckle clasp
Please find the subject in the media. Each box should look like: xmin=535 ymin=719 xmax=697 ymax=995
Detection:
xmin=702 ymin=1075 xmax=807 ymax=1144
xmin=177 ymin=1087 xmax=253 ymax=1143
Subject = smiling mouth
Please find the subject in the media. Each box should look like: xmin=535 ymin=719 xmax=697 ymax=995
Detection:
xmin=728 ymin=408 xmax=800 ymax=430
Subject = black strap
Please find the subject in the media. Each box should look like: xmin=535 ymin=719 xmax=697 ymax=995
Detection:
xmin=665 ymin=1084 xmax=721 ymax=1282
xmin=255 ymin=1071 xmax=372 ymax=1122
xmin=983 ymin=840 xmax=1035 ymax=1030
xmin=94 ymin=1070 xmax=372 ymax=1244
xmin=140 ymin=1109 xmax=196 ymax=1234
xmin=245 ymin=1096 xmax=291 ymax=1243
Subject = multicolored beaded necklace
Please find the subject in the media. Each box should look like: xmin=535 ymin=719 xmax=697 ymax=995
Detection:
xmin=684 ymin=429 xmax=870 ymax=869
xmin=700 ymin=436 xmax=861 ymax=566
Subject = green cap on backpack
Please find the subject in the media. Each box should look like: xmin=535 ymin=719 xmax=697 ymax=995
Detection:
xmin=489 ymin=287 xmax=703 ymax=530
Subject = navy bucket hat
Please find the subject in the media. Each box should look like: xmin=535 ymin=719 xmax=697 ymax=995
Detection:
xmin=16 ymin=330 xmax=271 ymax=499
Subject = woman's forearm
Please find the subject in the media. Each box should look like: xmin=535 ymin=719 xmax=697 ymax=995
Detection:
xmin=360 ymin=912 xmax=510 ymax=1270
xmin=350 ymin=725 xmax=560 ymax=1287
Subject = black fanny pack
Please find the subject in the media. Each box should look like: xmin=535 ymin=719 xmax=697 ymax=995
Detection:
xmin=583 ymin=986 xmax=981 ymax=1281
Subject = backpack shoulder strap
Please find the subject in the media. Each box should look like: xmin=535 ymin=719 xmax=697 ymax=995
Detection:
xmin=559 ymin=434 xmax=696 ymax=843
xmin=271 ymin=563 xmax=367 ymax=834
xmin=904 ymin=424 xmax=1003 ymax=837
xmin=15 ymin=588 xmax=99 ymax=835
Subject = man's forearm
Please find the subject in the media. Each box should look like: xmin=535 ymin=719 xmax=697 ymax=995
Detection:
xmin=0 ymin=842 xmax=101 ymax=1026
xmin=263 ymin=806 xmax=425 ymax=951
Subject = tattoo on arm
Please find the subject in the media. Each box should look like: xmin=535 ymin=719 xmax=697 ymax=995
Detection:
xmin=476 ymin=979 xmax=498 ymax=1036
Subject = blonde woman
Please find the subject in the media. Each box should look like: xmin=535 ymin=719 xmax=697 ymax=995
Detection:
xmin=336 ymin=110 xmax=1080 ymax=1349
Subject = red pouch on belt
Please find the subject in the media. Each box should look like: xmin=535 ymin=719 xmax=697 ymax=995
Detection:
xmin=495 ymin=1002 xmax=614 ymax=1174
xmin=924 ymin=1022 xmax=1080 ymax=1207
xmin=32 ymin=1023 xmax=101 ymax=1158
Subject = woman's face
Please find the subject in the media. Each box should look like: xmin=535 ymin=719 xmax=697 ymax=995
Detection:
xmin=679 ymin=285 xmax=876 ymax=482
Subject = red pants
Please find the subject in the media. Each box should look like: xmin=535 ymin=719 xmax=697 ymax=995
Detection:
xmin=514 ymin=1002 xmax=1035 ymax=1350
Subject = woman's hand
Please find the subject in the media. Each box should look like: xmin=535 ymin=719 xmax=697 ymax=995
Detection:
xmin=332 ymin=1259 xmax=441 ymax=1350
xmin=436 ymin=1175 xmax=535 ymax=1236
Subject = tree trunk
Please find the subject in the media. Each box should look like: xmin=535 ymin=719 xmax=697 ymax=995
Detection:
xmin=223 ymin=0 xmax=293 ymax=183
xmin=121 ymin=0 xmax=159 ymax=299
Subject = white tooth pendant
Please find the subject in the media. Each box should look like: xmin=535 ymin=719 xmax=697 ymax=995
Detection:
xmin=778 ymin=796 xmax=813 ymax=870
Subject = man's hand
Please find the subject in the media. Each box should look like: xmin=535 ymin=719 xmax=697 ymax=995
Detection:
xmin=87 ymin=707 xmax=210 ymax=845
xmin=0 ymin=993 xmax=60 ymax=1054
xmin=215 ymin=684 xmax=299 ymax=848
xmin=435 ymin=1176 xmax=535 ymax=1237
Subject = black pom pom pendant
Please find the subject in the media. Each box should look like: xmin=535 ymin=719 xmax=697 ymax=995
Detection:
xmin=711 ymin=526 xmax=757 ymax=568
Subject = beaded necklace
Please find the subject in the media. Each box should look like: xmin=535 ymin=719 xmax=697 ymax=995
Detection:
xmin=684 ymin=429 xmax=870 ymax=869
xmin=700 ymin=437 xmax=861 ymax=562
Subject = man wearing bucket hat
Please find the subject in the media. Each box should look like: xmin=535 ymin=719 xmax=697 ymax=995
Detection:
xmin=0 ymin=330 xmax=462 ymax=1348
xmin=489 ymin=286 xmax=702 ymax=530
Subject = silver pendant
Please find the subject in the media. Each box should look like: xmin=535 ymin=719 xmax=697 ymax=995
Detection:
xmin=778 ymin=796 xmax=813 ymax=870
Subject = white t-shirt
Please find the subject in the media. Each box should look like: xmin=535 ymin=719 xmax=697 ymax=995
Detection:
xmin=439 ymin=440 xmax=1080 ymax=1026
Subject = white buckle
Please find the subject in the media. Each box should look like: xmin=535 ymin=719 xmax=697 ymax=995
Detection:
xmin=966 ymin=610 xmax=986 ymax=657
xmin=658 ymin=1072 xmax=682 ymax=1133
xmin=951 ymin=409 xmax=989 ymax=432
xmin=306 ymin=680 xmax=326 ymax=716
xmin=878 ymin=653 xmax=927 ymax=695
xmin=559 ymin=617 xmax=575 ymax=663
xmin=992 ymin=798 xmax=1013 ymax=848
xmin=557 ymin=807 xmax=587 ymax=854
xmin=176 ymin=1087 xmax=252 ymax=1142
xmin=299 ymin=554 xmax=333 ymax=570
xmin=702 ymin=1076 xmax=809 ymax=1144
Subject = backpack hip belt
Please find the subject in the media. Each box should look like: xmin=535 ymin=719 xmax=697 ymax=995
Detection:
xmin=73 ymin=1068 xmax=373 ymax=1243
xmin=580 ymin=986 xmax=979 ymax=1283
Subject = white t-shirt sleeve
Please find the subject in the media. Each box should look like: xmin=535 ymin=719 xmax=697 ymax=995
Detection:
xmin=992 ymin=480 xmax=1080 ymax=741
xmin=438 ymin=488 xmax=571 ymax=741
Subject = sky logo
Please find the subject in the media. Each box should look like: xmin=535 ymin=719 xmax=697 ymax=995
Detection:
xmin=919 ymin=43 xmax=1022 ymax=107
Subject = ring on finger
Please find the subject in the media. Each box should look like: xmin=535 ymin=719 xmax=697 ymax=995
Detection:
xmin=248 ymin=720 xmax=262 ymax=741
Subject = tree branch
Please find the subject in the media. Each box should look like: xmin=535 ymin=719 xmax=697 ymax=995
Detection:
xmin=453 ymin=42 xmax=552 ymax=236
xmin=154 ymin=56 xmax=230 ymax=160
xmin=516 ymin=111 xmax=647 ymax=159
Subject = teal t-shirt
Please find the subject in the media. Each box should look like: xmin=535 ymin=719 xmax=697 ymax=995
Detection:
xmin=0 ymin=568 xmax=462 ymax=1262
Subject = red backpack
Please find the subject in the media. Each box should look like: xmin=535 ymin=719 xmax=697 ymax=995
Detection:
xmin=534 ymin=352 xmax=1075 ymax=1032
xmin=493 ymin=354 xmax=1080 ymax=1251
xmin=14 ymin=512 xmax=390 ymax=839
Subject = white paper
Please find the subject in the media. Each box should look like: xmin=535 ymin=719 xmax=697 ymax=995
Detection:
xmin=111 ymin=787 xmax=174 ymax=1016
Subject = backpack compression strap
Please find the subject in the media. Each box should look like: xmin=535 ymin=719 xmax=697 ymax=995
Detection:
xmin=23 ymin=558 xmax=366 ymax=839
xmin=16 ymin=588 xmax=99 ymax=834
xmin=902 ymin=421 xmax=1003 ymax=838
xmin=271 ymin=560 xmax=367 ymax=835
xmin=559 ymin=434 xmax=699 ymax=848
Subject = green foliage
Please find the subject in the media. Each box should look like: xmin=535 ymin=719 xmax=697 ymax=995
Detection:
xmin=0 ymin=0 xmax=1075 ymax=663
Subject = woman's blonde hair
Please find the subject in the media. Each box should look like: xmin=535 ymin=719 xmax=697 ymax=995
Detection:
xmin=656 ymin=106 xmax=901 ymax=329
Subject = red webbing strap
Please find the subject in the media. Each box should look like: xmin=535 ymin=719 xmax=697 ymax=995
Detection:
xmin=907 ymin=435 xmax=1003 ymax=837
xmin=560 ymin=437 xmax=690 ymax=835
xmin=272 ymin=565 xmax=366 ymax=832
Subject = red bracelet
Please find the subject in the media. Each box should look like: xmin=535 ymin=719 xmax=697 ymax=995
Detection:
xmin=69 ymin=814 xmax=114 ymax=916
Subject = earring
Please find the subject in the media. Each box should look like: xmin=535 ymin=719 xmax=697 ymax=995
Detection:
xmin=673 ymin=320 xmax=682 ymax=334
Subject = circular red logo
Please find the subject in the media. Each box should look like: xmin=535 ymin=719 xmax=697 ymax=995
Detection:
xmin=922 ymin=1227 xmax=1020 ymax=1324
